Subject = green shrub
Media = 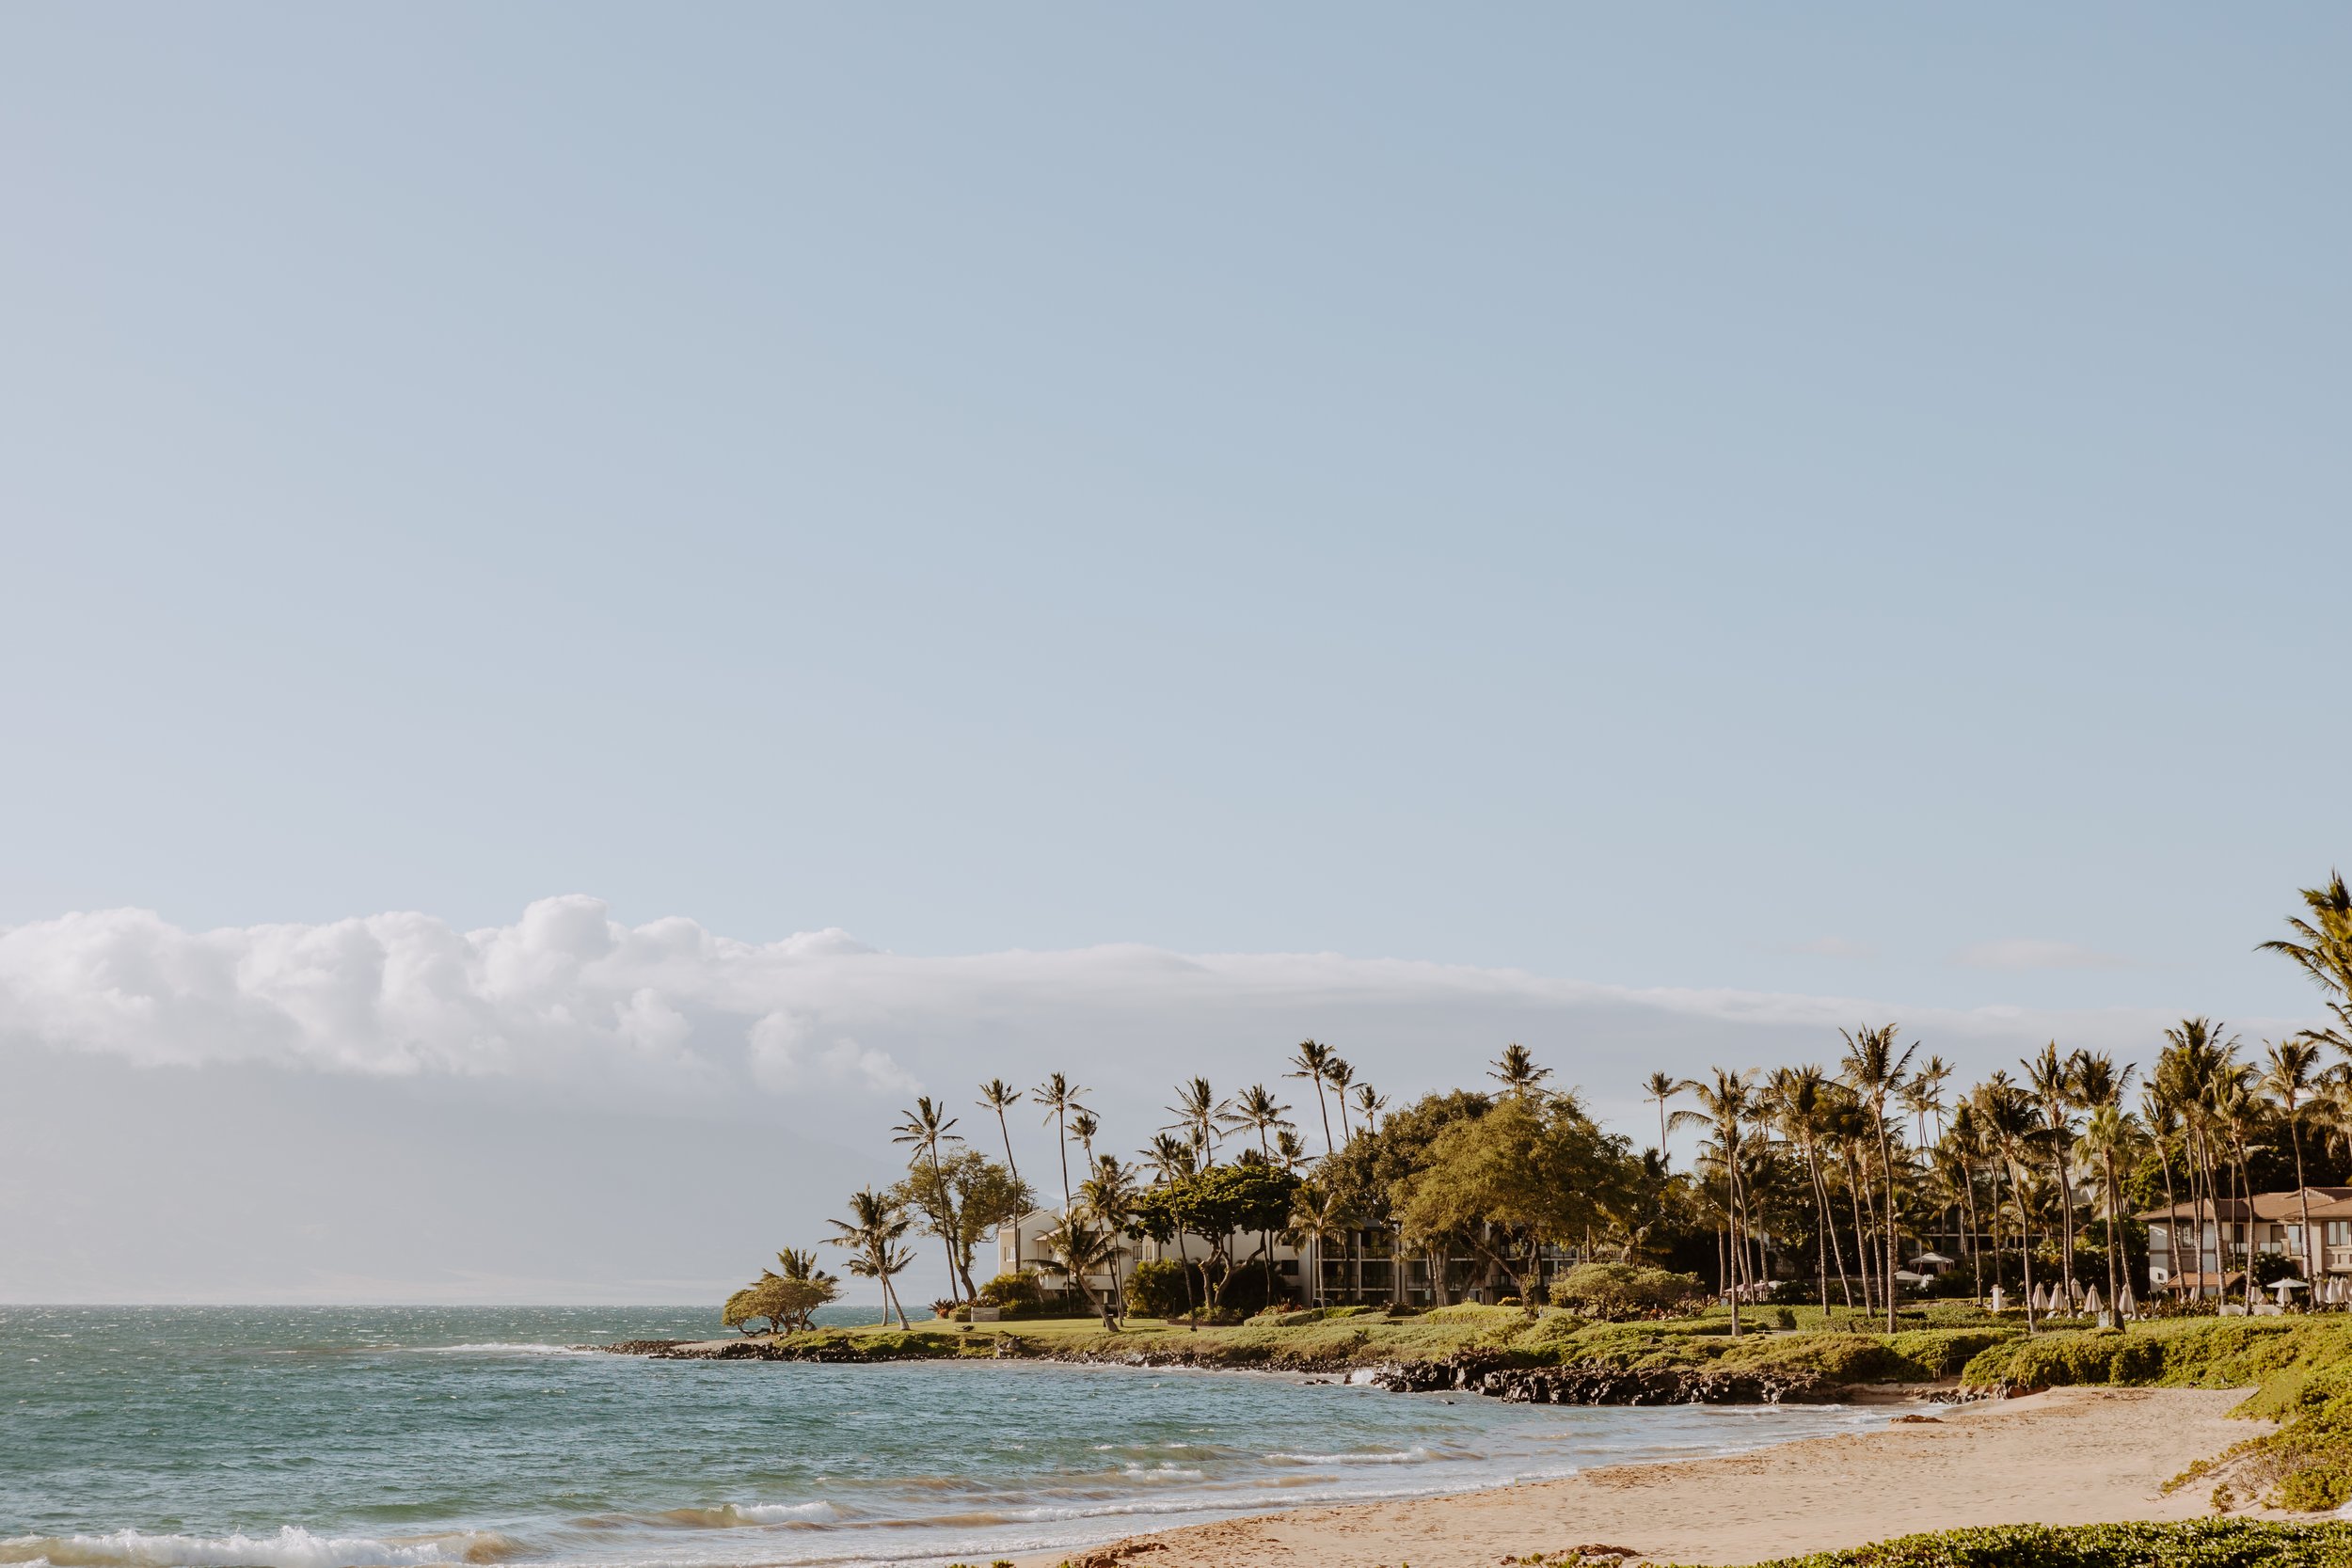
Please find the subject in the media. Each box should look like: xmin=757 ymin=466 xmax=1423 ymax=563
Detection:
xmin=977 ymin=1270 xmax=1045 ymax=1312
xmin=1548 ymin=1262 xmax=1703 ymax=1320
xmin=1124 ymin=1259 xmax=1195 ymax=1319
xmin=1673 ymin=1520 xmax=2352 ymax=1566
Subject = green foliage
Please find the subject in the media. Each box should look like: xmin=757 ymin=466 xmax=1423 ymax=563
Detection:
xmin=1674 ymin=1521 xmax=2352 ymax=1567
xmin=977 ymin=1270 xmax=1046 ymax=1312
xmin=1393 ymin=1094 xmax=1642 ymax=1303
xmin=1123 ymin=1259 xmax=1193 ymax=1319
xmin=1548 ymin=1262 xmax=1703 ymax=1319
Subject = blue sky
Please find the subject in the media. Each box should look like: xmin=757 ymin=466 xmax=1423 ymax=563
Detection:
xmin=1 ymin=8 xmax=2346 ymax=1297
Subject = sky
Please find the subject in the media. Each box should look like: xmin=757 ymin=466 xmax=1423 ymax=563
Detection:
xmin=1 ymin=7 xmax=2345 ymax=1303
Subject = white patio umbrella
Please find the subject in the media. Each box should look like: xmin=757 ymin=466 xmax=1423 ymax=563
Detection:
xmin=2118 ymin=1283 xmax=2138 ymax=1319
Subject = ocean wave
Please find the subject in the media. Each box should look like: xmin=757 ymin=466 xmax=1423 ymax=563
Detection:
xmin=404 ymin=1343 xmax=600 ymax=1357
xmin=0 ymin=1528 xmax=520 ymax=1568
xmin=651 ymin=1503 xmax=840 ymax=1529
xmin=1263 ymin=1446 xmax=1438 ymax=1465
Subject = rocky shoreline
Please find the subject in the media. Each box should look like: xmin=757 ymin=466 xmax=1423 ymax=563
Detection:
xmin=596 ymin=1337 xmax=1945 ymax=1405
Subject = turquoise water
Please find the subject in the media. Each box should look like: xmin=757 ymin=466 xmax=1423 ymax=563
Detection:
xmin=2 ymin=1307 xmax=1892 ymax=1568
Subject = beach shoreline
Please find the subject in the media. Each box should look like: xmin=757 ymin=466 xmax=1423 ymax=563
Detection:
xmin=1011 ymin=1386 xmax=2270 ymax=1568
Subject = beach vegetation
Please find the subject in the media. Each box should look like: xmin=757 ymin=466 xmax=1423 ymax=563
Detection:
xmin=1549 ymin=1262 xmax=1704 ymax=1320
xmin=1670 ymin=1521 xmax=2352 ymax=1567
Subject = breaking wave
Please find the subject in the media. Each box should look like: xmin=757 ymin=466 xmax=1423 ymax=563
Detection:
xmin=0 ymin=1528 xmax=520 ymax=1568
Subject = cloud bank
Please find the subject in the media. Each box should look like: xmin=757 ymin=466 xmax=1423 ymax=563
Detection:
xmin=0 ymin=896 xmax=2302 ymax=1126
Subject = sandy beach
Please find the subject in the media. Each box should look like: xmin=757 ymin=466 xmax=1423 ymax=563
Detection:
xmin=1022 ymin=1386 xmax=2266 ymax=1568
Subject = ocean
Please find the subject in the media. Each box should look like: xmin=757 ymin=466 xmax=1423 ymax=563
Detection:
xmin=2 ymin=1307 xmax=1892 ymax=1568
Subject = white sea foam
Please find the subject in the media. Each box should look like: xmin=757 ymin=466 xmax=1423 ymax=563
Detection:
xmin=721 ymin=1504 xmax=839 ymax=1527
xmin=0 ymin=1527 xmax=498 ymax=1568
xmin=1263 ymin=1446 xmax=1437 ymax=1465
xmin=406 ymin=1343 xmax=600 ymax=1357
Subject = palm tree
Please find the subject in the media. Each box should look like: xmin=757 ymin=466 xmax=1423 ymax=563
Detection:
xmin=2140 ymin=1077 xmax=2186 ymax=1291
xmin=1286 ymin=1181 xmax=1357 ymax=1307
xmin=1490 ymin=1043 xmax=1551 ymax=1098
xmin=892 ymin=1096 xmax=965 ymax=1304
xmin=1912 ymin=1055 xmax=1955 ymax=1146
xmin=1766 ymin=1065 xmax=1847 ymax=1312
xmin=1038 ymin=1209 xmax=1118 ymax=1318
xmin=978 ymin=1077 xmax=1028 ymax=1271
xmin=1671 ymin=1068 xmax=1756 ymax=1339
xmin=1034 ymin=1072 xmax=1089 ymax=1211
xmin=1326 ymin=1057 xmax=1358 ymax=1143
xmin=1078 ymin=1155 xmax=1139 ymax=1322
xmin=977 ymin=1080 xmax=1025 ymax=1187
xmin=1221 ymin=1084 xmax=1295 ymax=1276
xmin=1841 ymin=1023 xmax=1919 ymax=1332
xmin=2162 ymin=1018 xmax=2242 ymax=1299
xmin=1976 ymin=1076 xmax=2041 ymax=1334
xmin=1352 ymin=1082 xmax=1389 ymax=1133
xmin=1070 ymin=1109 xmax=1101 ymax=1170
xmin=2260 ymin=871 xmax=2352 ymax=1053
xmin=2023 ymin=1043 xmax=2082 ymax=1308
xmin=2075 ymin=1100 xmax=2144 ymax=1318
xmin=1142 ymin=1131 xmax=1198 ymax=1182
xmin=1275 ymin=1128 xmax=1310 ymax=1171
xmin=1219 ymin=1084 xmax=1294 ymax=1156
xmin=1164 ymin=1077 xmax=1224 ymax=1162
xmin=2262 ymin=1037 xmax=2326 ymax=1278
xmin=1642 ymin=1071 xmax=1688 ymax=1165
xmin=1288 ymin=1040 xmax=1340 ymax=1155
xmin=826 ymin=1187 xmax=914 ymax=1329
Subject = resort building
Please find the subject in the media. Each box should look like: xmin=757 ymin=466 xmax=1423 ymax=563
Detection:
xmin=2138 ymin=1187 xmax=2352 ymax=1291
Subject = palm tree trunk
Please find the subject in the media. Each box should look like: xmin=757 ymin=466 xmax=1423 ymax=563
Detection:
xmin=996 ymin=1108 xmax=1025 ymax=1273
xmin=1877 ymin=1110 xmax=1900 ymax=1331
xmin=2293 ymin=1113 xmax=2313 ymax=1294
xmin=2156 ymin=1140 xmax=2182 ymax=1296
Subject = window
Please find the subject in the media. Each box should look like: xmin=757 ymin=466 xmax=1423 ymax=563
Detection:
xmin=2328 ymin=1221 xmax=2352 ymax=1248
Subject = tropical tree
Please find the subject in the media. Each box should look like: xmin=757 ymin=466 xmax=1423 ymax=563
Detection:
xmin=977 ymin=1079 xmax=1025 ymax=1185
xmin=1165 ymin=1077 xmax=1224 ymax=1161
xmin=1766 ymin=1064 xmax=1847 ymax=1311
xmin=1490 ymin=1043 xmax=1552 ymax=1099
xmin=1286 ymin=1180 xmax=1357 ymax=1306
xmin=1037 ymin=1209 xmax=1119 ymax=1317
xmin=2023 ymin=1043 xmax=2081 ymax=1308
xmin=1078 ymin=1154 xmax=1140 ymax=1321
xmin=1133 ymin=1162 xmax=1300 ymax=1312
xmin=1289 ymin=1039 xmax=1341 ymax=1155
xmin=2262 ymin=1037 xmax=2326 ymax=1276
xmin=1326 ymin=1057 xmax=1359 ymax=1142
xmin=826 ymin=1187 xmax=914 ymax=1329
xmin=1669 ymin=1068 xmax=1756 ymax=1337
xmin=1642 ymin=1071 xmax=1686 ymax=1164
xmin=977 ymin=1077 xmax=1028 ymax=1268
xmin=1396 ymin=1090 xmax=1636 ymax=1314
xmin=892 ymin=1096 xmax=965 ymax=1302
xmin=2075 ymin=1100 xmax=2144 ymax=1315
xmin=1352 ymin=1082 xmax=1389 ymax=1133
xmin=2261 ymin=871 xmax=2352 ymax=1053
xmin=1034 ymin=1072 xmax=1089 ymax=1211
xmin=1840 ymin=1022 xmax=1918 ymax=1332
xmin=1976 ymin=1076 xmax=2042 ymax=1333
xmin=893 ymin=1150 xmax=1032 ymax=1300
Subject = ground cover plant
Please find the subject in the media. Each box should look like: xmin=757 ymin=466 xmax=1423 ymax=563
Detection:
xmin=1675 ymin=1521 xmax=2352 ymax=1567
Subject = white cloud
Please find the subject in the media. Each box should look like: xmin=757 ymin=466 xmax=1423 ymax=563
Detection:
xmin=1953 ymin=937 xmax=2133 ymax=972
xmin=0 ymin=896 xmax=2298 ymax=1132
